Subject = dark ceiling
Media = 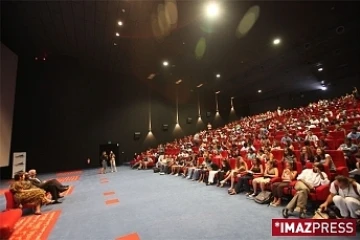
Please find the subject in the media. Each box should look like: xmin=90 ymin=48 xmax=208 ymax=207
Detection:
xmin=1 ymin=0 xmax=360 ymax=102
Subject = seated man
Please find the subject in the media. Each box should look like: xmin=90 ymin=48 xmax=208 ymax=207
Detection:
xmin=320 ymin=175 xmax=360 ymax=219
xmin=28 ymin=169 xmax=69 ymax=203
xmin=282 ymin=163 xmax=330 ymax=219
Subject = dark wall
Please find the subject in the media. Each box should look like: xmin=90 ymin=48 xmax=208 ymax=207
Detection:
xmin=1 ymin=56 xmax=244 ymax=177
xmin=248 ymin=77 xmax=359 ymax=115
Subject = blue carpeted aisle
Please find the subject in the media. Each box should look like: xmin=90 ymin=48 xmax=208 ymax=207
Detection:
xmin=0 ymin=168 xmax=358 ymax=240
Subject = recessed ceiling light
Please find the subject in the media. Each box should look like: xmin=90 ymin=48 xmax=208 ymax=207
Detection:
xmin=258 ymin=89 xmax=262 ymax=93
xmin=318 ymin=67 xmax=323 ymax=72
xmin=118 ymin=21 xmax=123 ymax=26
xmin=215 ymin=91 xmax=221 ymax=94
xmin=116 ymin=32 xmax=120 ymax=37
xmin=206 ymin=2 xmax=220 ymax=18
xmin=176 ymin=79 xmax=182 ymax=84
xmin=122 ymin=9 xmax=125 ymax=13
xmin=113 ymin=43 xmax=117 ymax=46
xmin=273 ymin=38 xmax=281 ymax=45
xmin=321 ymin=80 xmax=325 ymax=84
xmin=216 ymin=74 xmax=221 ymax=78
xmin=163 ymin=61 xmax=169 ymax=66
xmin=196 ymin=83 xmax=203 ymax=88
xmin=35 ymin=57 xmax=38 ymax=60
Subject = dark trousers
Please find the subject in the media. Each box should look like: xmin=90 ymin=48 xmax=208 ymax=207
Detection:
xmin=217 ymin=172 xmax=225 ymax=184
xmin=46 ymin=185 xmax=60 ymax=201
xmin=234 ymin=175 xmax=252 ymax=193
xmin=40 ymin=179 xmax=65 ymax=191
xmin=271 ymin=182 xmax=290 ymax=198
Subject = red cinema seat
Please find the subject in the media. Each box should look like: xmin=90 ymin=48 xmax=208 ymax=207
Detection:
xmin=0 ymin=209 xmax=22 ymax=239
xmin=326 ymin=150 xmax=349 ymax=177
xmin=271 ymin=150 xmax=284 ymax=161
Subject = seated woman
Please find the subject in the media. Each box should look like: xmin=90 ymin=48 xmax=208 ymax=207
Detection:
xmin=138 ymin=155 xmax=154 ymax=170
xmin=170 ymin=157 xmax=182 ymax=175
xmin=270 ymin=161 xmax=297 ymax=206
xmin=220 ymin=156 xmax=247 ymax=191
xmin=216 ymin=159 xmax=231 ymax=186
xmin=262 ymin=148 xmax=274 ymax=162
xmin=314 ymin=148 xmax=336 ymax=172
xmin=229 ymin=157 xmax=263 ymax=195
xmin=198 ymin=157 xmax=214 ymax=182
xmin=299 ymin=145 xmax=315 ymax=168
xmin=182 ymin=156 xmax=195 ymax=177
xmin=249 ymin=160 xmax=279 ymax=199
xmin=10 ymin=172 xmax=54 ymax=215
xmin=283 ymin=148 xmax=296 ymax=165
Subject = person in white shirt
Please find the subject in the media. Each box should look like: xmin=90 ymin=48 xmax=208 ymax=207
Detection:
xmin=282 ymin=163 xmax=329 ymax=218
xmin=305 ymin=131 xmax=319 ymax=147
xmin=319 ymin=176 xmax=360 ymax=219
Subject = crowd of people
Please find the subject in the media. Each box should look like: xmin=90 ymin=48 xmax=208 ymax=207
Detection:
xmin=132 ymin=88 xmax=360 ymax=222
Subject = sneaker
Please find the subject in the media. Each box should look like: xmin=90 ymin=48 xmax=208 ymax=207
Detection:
xmin=160 ymin=172 xmax=165 ymax=175
xmin=175 ymin=173 xmax=179 ymax=176
xmin=247 ymin=193 xmax=256 ymax=199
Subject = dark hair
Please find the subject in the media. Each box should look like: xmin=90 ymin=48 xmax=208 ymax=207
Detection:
xmin=316 ymin=163 xmax=325 ymax=172
xmin=335 ymin=175 xmax=353 ymax=185
xmin=14 ymin=173 xmax=22 ymax=181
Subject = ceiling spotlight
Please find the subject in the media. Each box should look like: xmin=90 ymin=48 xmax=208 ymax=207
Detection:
xmin=113 ymin=43 xmax=117 ymax=46
xmin=163 ymin=61 xmax=169 ymax=66
xmin=122 ymin=9 xmax=125 ymax=13
xmin=321 ymin=80 xmax=325 ymax=84
xmin=43 ymin=57 xmax=46 ymax=61
xmin=215 ymin=91 xmax=221 ymax=94
xmin=118 ymin=21 xmax=123 ymax=26
xmin=116 ymin=32 xmax=120 ymax=37
xmin=216 ymin=74 xmax=221 ymax=78
xmin=176 ymin=79 xmax=182 ymax=85
xmin=258 ymin=89 xmax=262 ymax=93
xmin=321 ymin=86 xmax=327 ymax=91
xmin=206 ymin=2 xmax=220 ymax=18
xmin=273 ymin=38 xmax=281 ymax=45
xmin=35 ymin=57 xmax=38 ymax=61
xmin=318 ymin=67 xmax=323 ymax=72
xmin=196 ymin=83 xmax=204 ymax=88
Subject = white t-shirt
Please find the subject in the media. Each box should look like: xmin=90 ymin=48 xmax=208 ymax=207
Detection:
xmin=329 ymin=181 xmax=360 ymax=200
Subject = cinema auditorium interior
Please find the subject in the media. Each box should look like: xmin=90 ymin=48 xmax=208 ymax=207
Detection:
xmin=1 ymin=1 xmax=360 ymax=240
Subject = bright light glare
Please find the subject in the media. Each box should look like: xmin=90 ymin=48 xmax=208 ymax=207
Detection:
xmin=258 ymin=89 xmax=262 ymax=93
xmin=273 ymin=38 xmax=281 ymax=45
xmin=206 ymin=2 xmax=220 ymax=18
xmin=216 ymin=74 xmax=221 ymax=78
xmin=118 ymin=21 xmax=123 ymax=26
xmin=163 ymin=61 xmax=169 ymax=66
xmin=116 ymin=32 xmax=120 ymax=37
xmin=318 ymin=67 xmax=323 ymax=72
xmin=321 ymin=86 xmax=327 ymax=91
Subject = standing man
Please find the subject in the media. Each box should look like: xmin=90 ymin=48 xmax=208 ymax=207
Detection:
xmin=100 ymin=151 xmax=108 ymax=174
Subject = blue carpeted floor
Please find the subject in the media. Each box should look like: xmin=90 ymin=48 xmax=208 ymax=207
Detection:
xmin=0 ymin=168 xmax=359 ymax=240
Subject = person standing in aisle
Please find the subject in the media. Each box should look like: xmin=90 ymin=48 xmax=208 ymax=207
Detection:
xmin=100 ymin=151 xmax=108 ymax=174
xmin=109 ymin=151 xmax=117 ymax=172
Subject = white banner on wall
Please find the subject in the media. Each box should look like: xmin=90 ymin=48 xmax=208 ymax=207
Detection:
xmin=12 ymin=152 xmax=26 ymax=177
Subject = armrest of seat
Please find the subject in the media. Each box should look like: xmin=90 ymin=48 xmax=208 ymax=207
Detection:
xmin=270 ymin=177 xmax=282 ymax=184
xmin=314 ymin=184 xmax=330 ymax=202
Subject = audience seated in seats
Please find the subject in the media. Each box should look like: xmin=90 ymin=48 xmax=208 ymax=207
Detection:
xmin=229 ymin=157 xmax=263 ymax=195
xmin=347 ymin=127 xmax=360 ymax=142
xmin=248 ymin=160 xmax=279 ymax=199
xmin=319 ymin=176 xmax=360 ymax=221
xmin=299 ymin=145 xmax=315 ymax=167
xmin=28 ymin=169 xmax=69 ymax=203
xmin=271 ymin=161 xmax=298 ymax=207
xmin=283 ymin=148 xmax=296 ymax=165
xmin=135 ymin=90 xmax=360 ymax=219
xmin=282 ymin=163 xmax=330 ymax=219
xmin=215 ymin=159 xmax=231 ymax=186
xmin=220 ymin=156 xmax=247 ymax=190
xmin=338 ymin=138 xmax=358 ymax=170
xmin=10 ymin=172 xmax=54 ymax=215
xmin=314 ymin=148 xmax=336 ymax=172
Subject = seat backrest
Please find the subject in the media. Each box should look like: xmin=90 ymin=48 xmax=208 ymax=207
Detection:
xmin=271 ymin=150 xmax=284 ymax=161
xmin=4 ymin=190 xmax=17 ymax=210
xmin=326 ymin=150 xmax=347 ymax=168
